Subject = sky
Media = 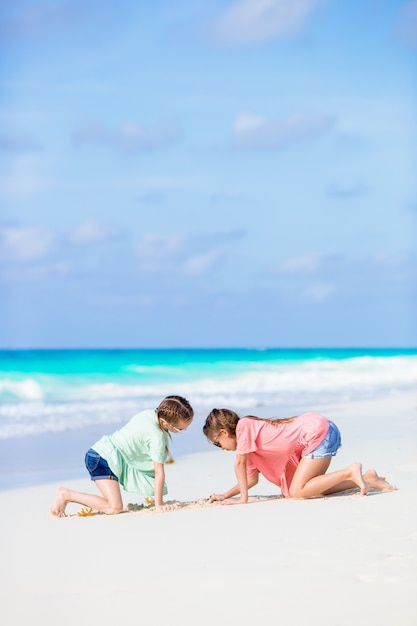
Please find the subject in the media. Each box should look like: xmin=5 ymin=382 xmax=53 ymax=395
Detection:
xmin=0 ymin=0 xmax=416 ymax=349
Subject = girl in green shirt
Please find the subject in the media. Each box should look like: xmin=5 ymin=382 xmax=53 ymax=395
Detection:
xmin=51 ymin=395 xmax=193 ymax=516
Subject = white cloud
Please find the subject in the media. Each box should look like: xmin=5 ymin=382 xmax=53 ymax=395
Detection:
xmin=135 ymin=233 xmax=187 ymax=262
xmin=0 ymin=225 xmax=55 ymax=263
xmin=183 ymin=249 xmax=224 ymax=276
xmin=277 ymin=254 xmax=320 ymax=274
xmin=135 ymin=230 xmax=244 ymax=277
xmin=73 ymin=120 xmax=182 ymax=152
xmin=233 ymin=112 xmax=264 ymax=134
xmin=269 ymin=252 xmax=417 ymax=305
xmin=0 ymin=260 xmax=72 ymax=285
xmin=0 ymin=173 xmax=51 ymax=198
xmin=232 ymin=111 xmax=335 ymax=150
xmin=211 ymin=0 xmax=321 ymax=45
xmin=118 ymin=122 xmax=180 ymax=152
xmin=70 ymin=220 xmax=123 ymax=245
xmin=302 ymin=283 xmax=334 ymax=302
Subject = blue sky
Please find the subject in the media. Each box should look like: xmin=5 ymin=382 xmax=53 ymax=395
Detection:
xmin=1 ymin=0 xmax=416 ymax=348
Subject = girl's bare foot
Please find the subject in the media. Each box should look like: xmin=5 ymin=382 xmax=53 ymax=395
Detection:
xmin=50 ymin=486 xmax=69 ymax=517
xmin=363 ymin=469 xmax=397 ymax=492
xmin=350 ymin=462 xmax=369 ymax=496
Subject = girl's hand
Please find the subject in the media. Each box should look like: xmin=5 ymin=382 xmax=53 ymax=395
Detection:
xmin=222 ymin=497 xmax=248 ymax=506
xmin=156 ymin=503 xmax=176 ymax=512
xmin=209 ymin=493 xmax=225 ymax=503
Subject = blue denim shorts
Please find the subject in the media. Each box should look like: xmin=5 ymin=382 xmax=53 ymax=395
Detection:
xmin=304 ymin=421 xmax=342 ymax=459
xmin=85 ymin=448 xmax=119 ymax=481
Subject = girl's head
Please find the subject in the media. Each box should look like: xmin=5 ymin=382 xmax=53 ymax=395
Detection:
xmin=156 ymin=395 xmax=194 ymax=434
xmin=203 ymin=408 xmax=239 ymax=451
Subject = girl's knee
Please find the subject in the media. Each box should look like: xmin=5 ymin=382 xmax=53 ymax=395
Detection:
xmin=289 ymin=486 xmax=305 ymax=499
xmin=106 ymin=496 xmax=124 ymax=514
xmin=107 ymin=503 xmax=123 ymax=515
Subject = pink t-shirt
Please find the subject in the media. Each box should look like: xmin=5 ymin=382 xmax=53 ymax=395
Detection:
xmin=235 ymin=413 xmax=329 ymax=498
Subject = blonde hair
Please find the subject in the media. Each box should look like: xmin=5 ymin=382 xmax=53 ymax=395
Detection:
xmin=156 ymin=395 xmax=194 ymax=431
xmin=203 ymin=408 xmax=295 ymax=441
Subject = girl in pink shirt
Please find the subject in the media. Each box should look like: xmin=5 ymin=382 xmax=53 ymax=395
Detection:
xmin=203 ymin=409 xmax=396 ymax=505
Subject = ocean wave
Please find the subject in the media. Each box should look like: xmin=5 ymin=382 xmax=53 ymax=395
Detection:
xmin=0 ymin=399 xmax=140 ymax=439
xmin=0 ymin=378 xmax=44 ymax=401
xmin=0 ymin=355 xmax=416 ymax=439
xmin=55 ymin=355 xmax=417 ymax=399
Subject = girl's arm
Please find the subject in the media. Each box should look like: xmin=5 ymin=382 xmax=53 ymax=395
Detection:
xmin=153 ymin=461 xmax=167 ymax=509
xmin=224 ymin=454 xmax=249 ymax=505
xmin=209 ymin=460 xmax=259 ymax=505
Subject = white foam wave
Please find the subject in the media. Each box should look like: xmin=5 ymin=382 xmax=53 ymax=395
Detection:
xmin=76 ymin=356 xmax=417 ymax=400
xmin=0 ymin=356 xmax=416 ymax=439
xmin=0 ymin=399 xmax=139 ymax=439
xmin=0 ymin=378 xmax=44 ymax=401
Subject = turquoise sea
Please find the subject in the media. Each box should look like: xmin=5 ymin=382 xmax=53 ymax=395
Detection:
xmin=1 ymin=348 xmax=416 ymax=489
xmin=2 ymin=347 xmax=417 ymax=439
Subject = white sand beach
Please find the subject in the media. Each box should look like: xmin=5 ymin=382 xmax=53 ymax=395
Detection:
xmin=1 ymin=391 xmax=417 ymax=626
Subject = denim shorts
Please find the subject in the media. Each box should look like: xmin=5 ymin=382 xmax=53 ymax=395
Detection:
xmin=85 ymin=448 xmax=119 ymax=481
xmin=304 ymin=421 xmax=342 ymax=459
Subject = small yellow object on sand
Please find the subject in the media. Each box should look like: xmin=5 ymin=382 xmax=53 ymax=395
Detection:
xmin=77 ymin=507 xmax=95 ymax=517
xmin=144 ymin=497 xmax=155 ymax=507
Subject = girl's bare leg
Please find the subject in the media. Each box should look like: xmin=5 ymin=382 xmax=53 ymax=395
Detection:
xmin=315 ymin=469 xmax=397 ymax=494
xmin=289 ymin=458 xmax=369 ymax=499
xmin=50 ymin=479 xmax=124 ymax=517
xmin=363 ymin=469 xmax=397 ymax=491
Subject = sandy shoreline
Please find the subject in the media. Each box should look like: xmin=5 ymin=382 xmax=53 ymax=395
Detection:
xmin=1 ymin=391 xmax=417 ymax=625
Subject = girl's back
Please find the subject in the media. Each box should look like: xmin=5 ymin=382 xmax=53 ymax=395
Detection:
xmin=236 ymin=412 xmax=329 ymax=456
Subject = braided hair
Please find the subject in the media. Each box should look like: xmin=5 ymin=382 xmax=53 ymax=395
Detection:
xmin=156 ymin=395 xmax=194 ymax=430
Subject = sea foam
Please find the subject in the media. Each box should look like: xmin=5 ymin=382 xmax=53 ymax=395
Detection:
xmin=0 ymin=353 xmax=416 ymax=439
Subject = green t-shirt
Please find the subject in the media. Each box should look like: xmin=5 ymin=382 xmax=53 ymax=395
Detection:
xmin=92 ymin=409 xmax=169 ymax=496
